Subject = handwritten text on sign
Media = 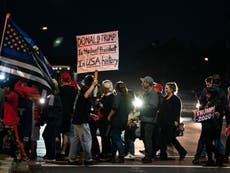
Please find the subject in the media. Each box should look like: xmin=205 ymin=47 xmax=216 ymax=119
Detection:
xmin=76 ymin=31 xmax=119 ymax=74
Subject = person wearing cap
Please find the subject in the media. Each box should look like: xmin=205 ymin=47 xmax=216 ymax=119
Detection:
xmin=2 ymin=81 xmax=29 ymax=161
xmin=139 ymin=76 xmax=160 ymax=163
xmin=58 ymin=72 xmax=77 ymax=159
xmin=153 ymin=83 xmax=163 ymax=94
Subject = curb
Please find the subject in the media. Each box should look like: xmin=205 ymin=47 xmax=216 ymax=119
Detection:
xmin=11 ymin=161 xmax=30 ymax=173
xmin=0 ymin=154 xmax=14 ymax=173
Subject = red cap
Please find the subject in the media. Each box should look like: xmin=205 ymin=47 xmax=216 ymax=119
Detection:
xmin=70 ymin=80 xmax=77 ymax=87
xmin=154 ymin=83 xmax=163 ymax=93
xmin=61 ymin=72 xmax=71 ymax=82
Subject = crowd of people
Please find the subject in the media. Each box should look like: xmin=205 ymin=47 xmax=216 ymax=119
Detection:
xmin=0 ymin=72 xmax=229 ymax=167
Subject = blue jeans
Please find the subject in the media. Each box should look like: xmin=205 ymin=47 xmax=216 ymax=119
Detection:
xmin=68 ymin=123 xmax=92 ymax=161
xmin=110 ymin=128 xmax=125 ymax=157
xmin=215 ymin=119 xmax=225 ymax=156
xmin=194 ymin=137 xmax=206 ymax=160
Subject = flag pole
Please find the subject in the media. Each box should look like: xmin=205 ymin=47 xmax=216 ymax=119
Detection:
xmin=0 ymin=13 xmax=10 ymax=53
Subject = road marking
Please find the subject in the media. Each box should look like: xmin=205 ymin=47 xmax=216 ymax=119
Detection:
xmin=41 ymin=163 xmax=230 ymax=169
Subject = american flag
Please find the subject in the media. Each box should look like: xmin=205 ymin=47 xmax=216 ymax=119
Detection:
xmin=0 ymin=14 xmax=54 ymax=92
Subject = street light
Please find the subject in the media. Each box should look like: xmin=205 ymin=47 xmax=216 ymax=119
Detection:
xmin=53 ymin=37 xmax=64 ymax=47
xmin=204 ymin=57 xmax=209 ymax=62
xmin=41 ymin=26 xmax=48 ymax=31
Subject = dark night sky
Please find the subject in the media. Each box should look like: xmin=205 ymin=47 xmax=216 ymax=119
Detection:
xmin=0 ymin=0 xmax=230 ymax=90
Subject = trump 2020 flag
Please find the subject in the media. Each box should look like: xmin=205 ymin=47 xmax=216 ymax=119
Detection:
xmin=0 ymin=13 xmax=54 ymax=92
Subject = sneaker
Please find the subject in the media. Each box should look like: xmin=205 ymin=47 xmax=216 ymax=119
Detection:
xmin=201 ymin=153 xmax=207 ymax=159
xmin=84 ymin=159 xmax=94 ymax=165
xmin=124 ymin=153 xmax=135 ymax=160
xmin=205 ymin=159 xmax=216 ymax=166
xmin=22 ymin=157 xmax=30 ymax=161
xmin=99 ymin=155 xmax=112 ymax=162
xmin=68 ymin=160 xmax=81 ymax=165
xmin=139 ymin=150 xmax=145 ymax=155
xmin=44 ymin=158 xmax=56 ymax=162
xmin=192 ymin=159 xmax=199 ymax=165
xmin=216 ymin=157 xmax=224 ymax=167
xmin=142 ymin=157 xmax=152 ymax=163
xmin=223 ymin=157 xmax=229 ymax=163
xmin=179 ymin=151 xmax=187 ymax=161
xmin=112 ymin=157 xmax=124 ymax=163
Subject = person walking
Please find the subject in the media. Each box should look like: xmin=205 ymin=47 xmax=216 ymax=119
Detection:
xmin=157 ymin=82 xmax=187 ymax=161
xmin=108 ymin=81 xmax=133 ymax=163
xmin=139 ymin=76 xmax=160 ymax=163
xmin=68 ymin=71 xmax=98 ymax=165
xmin=192 ymin=76 xmax=213 ymax=164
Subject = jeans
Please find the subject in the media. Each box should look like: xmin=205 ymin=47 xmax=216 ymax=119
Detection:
xmin=42 ymin=120 xmax=57 ymax=159
xmin=110 ymin=128 xmax=125 ymax=157
xmin=141 ymin=122 xmax=159 ymax=158
xmin=215 ymin=137 xmax=225 ymax=156
xmin=124 ymin=128 xmax=136 ymax=155
xmin=68 ymin=123 xmax=92 ymax=161
xmin=194 ymin=137 xmax=206 ymax=160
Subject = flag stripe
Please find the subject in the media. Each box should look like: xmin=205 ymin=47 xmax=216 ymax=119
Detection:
xmin=0 ymin=14 xmax=54 ymax=93
xmin=0 ymin=65 xmax=51 ymax=89
xmin=0 ymin=55 xmax=45 ymax=77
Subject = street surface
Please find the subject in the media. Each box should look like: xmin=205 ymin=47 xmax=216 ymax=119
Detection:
xmin=12 ymin=96 xmax=230 ymax=173
xmin=16 ymin=120 xmax=230 ymax=173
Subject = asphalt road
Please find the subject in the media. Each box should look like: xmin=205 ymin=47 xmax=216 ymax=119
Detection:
xmin=13 ymin=120 xmax=230 ymax=173
xmin=12 ymin=96 xmax=230 ymax=173
xmin=28 ymin=165 xmax=230 ymax=173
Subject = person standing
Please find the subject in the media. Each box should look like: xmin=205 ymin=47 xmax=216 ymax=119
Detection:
xmin=68 ymin=71 xmax=98 ymax=165
xmin=42 ymin=79 xmax=63 ymax=161
xmin=0 ymin=85 xmax=5 ymax=151
xmin=108 ymin=81 xmax=132 ymax=163
xmin=195 ymin=76 xmax=225 ymax=166
xmin=0 ymin=85 xmax=4 ymax=119
xmin=58 ymin=72 xmax=77 ymax=159
xmin=224 ymin=86 xmax=230 ymax=162
xmin=97 ymin=80 xmax=114 ymax=161
xmin=192 ymin=76 xmax=213 ymax=164
xmin=212 ymin=74 xmax=228 ymax=163
xmin=2 ymin=81 xmax=28 ymax=161
xmin=139 ymin=76 xmax=159 ymax=163
xmin=157 ymin=82 xmax=187 ymax=161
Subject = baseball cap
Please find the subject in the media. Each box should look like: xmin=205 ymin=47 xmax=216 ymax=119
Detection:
xmin=154 ymin=83 xmax=163 ymax=93
xmin=61 ymin=72 xmax=71 ymax=82
xmin=140 ymin=76 xmax=155 ymax=85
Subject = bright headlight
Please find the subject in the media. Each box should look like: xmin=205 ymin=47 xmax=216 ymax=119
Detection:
xmin=132 ymin=96 xmax=143 ymax=108
xmin=196 ymin=100 xmax=201 ymax=109
xmin=0 ymin=73 xmax=5 ymax=80
xmin=39 ymin=97 xmax=45 ymax=104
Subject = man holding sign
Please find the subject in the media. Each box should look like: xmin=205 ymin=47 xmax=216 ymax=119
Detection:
xmin=68 ymin=71 xmax=98 ymax=165
xmin=193 ymin=76 xmax=224 ymax=166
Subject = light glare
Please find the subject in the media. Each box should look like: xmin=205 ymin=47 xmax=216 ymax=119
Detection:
xmin=132 ymin=96 xmax=143 ymax=108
